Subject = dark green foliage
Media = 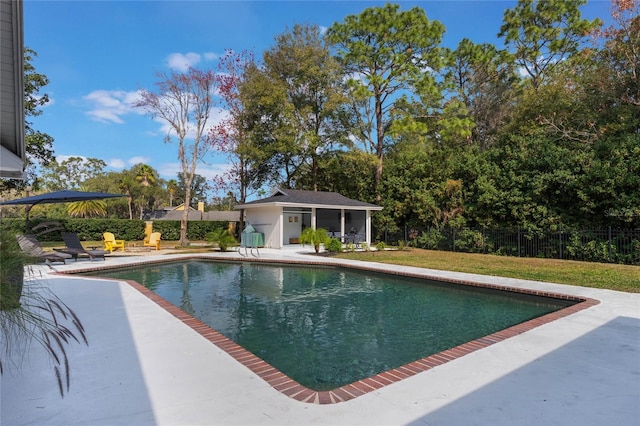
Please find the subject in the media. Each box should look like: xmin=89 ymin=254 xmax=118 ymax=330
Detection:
xmin=0 ymin=48 xmax=55 ymax=191
xmin=205 ymin=228 xmax=238 ymax=251
xmin=325 ymin=238 xmax=343 ymax=253
xmin=2 ymin=2 xmax=636 ymax=265
xmin=327 ymin=3 xmax=445 ymax=201
xmin=382 ymin=226 xmax=639 ymax=265
xmin=0 ymin=230 xmax=27 ymax=310
xmin=0 ymin=219 xmax=231 ymax=242
xmin=299 ymin=227 xmax=329 ymax=253
xmin=416 ymin=229 xmax=446 ymax=250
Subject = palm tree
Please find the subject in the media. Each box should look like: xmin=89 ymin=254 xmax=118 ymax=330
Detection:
xmin=135 ymin=164 xmax=157 ymax=187
xmin=118 ymin=174 xmax=136 ymax=220
xmin=166 ymin=179 xmax=178 ymax=207
xmin=134 ymin=164 xmax=158 ymax=219
xmin=67 ymin=199 xmax=107 ymax=218
xmin=299 ymin=227 xmax=329 ymax=253
xmin=66 ymin=186 xmax=107 ymax=218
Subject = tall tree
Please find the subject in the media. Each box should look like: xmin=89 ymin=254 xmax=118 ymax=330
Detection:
xmin=445 ymin=39 xmax=518 ymax=149
xmin=175 ymin=173 xmax=210 ymax=208
xmin=593 ymin=0 xmax=639 ymax=109
xmin=211 ymin=49 xmax=270 ymax=208
xmin=327 ymin=3 xmax=445 ymax=202
xmin=499 ymin=0 xmax=601 ymax=89
xmin=135 ymin=68 xmax=218 ymax=245
xmin=41 ymin=156 xmax=106 ymax=191
xmin=261 ymin=23 xmax=352 ymax=190
xmin=132 ymin=163 xmax=159 ymax=219
xmin=117 ymin=172 xmax=138 ymax=220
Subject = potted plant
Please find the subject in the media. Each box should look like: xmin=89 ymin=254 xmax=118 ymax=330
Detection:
xmin=299 ymin=227 xmax=329 ymax=254
xmin=0 ymin=228 xmax=88 ymax=397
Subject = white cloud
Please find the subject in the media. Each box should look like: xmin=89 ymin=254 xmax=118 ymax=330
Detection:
xmin=167 ymin=52 xmax=221 ymax=72
xmin=108 ymin=158 xmax=125 ymax=169
xmin=167 ymin=52 xmax=201 ymax=72
xmin=84 ymin=89 xmax=143 ymax=124
xmin=203 ymin=52 xmax=219 ymax=61
xmin=106 ymin=157 xmax=151 ymax=170
xmin=319 ymin=26 xmax=328 ymax=35
xmin=127 ymin=156 xmax=151 ymax=165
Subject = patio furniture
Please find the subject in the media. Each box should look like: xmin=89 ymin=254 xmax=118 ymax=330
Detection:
xmin=143 ymin=232 xmax=162 ymax=250
xmin=55 ymin=232 xmax=109 ymax=261
xmin=240 ymin=223 xmax=264 ymax=257
xmin=103 ymin=232 xmax=125 ymax=253
xmin=343 ymin=230 xmax=362 ymax=248
xmin=16 ymin=234 xmax=72 ymax=265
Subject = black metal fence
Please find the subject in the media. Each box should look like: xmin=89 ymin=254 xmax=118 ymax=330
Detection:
xmin=376 ymin=226 xmax=640 ymax=265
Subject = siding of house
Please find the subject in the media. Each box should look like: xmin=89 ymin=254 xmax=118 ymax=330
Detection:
xmin=0 ymin=0 xmax=25 ymax=178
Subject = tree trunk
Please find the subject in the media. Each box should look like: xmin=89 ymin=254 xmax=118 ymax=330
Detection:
xmin=127 ymin=195 xmax=133 ymax=220
xmin=374 ymin=91 xmax=384 ymax=203
xmin=180 ymin=185 xmax=192 ymax=246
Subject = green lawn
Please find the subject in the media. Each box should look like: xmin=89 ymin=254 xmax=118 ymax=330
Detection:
xmin=335 ymin=249 xmax=640 ymax=293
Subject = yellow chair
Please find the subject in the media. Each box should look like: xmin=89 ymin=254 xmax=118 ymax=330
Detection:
xmin=143 ymin=232 xmax=161 ymax=250
xmin=103 ymin=232 xmax=125 ymax=253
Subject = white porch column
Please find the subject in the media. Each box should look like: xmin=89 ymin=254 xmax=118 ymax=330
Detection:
xmin=340 ymin=209 xmax=345 ymax=236
xmin=366 ymin=210 xmax=372 ymax=245
xmin=311 ymin=207 xmax=317 ymax=229
xmin=278 ymin=210 xmax=284 ymax=249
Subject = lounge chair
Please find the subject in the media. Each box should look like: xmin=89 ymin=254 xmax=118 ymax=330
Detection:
xmin=103 ymin=232 xmax=125 ymax=253
xmin=16 ymin=234 xmax=72 ymax=265
xmin=55 ymin=232 xmax=109 ymax=261
xmin=143 ymin=232 xmax=161 ymax=250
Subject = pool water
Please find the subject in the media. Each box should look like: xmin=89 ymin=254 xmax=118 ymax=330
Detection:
xmin=95 ymin=260 xmax=574 ymax=390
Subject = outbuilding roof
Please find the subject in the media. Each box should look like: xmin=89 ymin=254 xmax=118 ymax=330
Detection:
xmin=156 ymin=210 xmax=240 ymax=221
xmin=236 ymin=189 xmax=382 ymax=210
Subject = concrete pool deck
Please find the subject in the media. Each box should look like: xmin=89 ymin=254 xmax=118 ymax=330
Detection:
xmin=1 ymin=248 xmax=639 ymax=425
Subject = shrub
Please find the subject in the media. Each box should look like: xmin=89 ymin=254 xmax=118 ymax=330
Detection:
xmin=453 ymin=229 xmax=485 ymax=253
xmin=416 ymin=229 xmax=445 ymax=249
xmin=325 ymin=238 xmax=343 ymax=253
xmin=375 ymin=241 xmax=386 ymax=251
xmin=205 ymin=228 xmax=237 ymax=252
xmin=299 ymin=227 xmax=329 ymax=253
xmin=397 ymin=240 xmax=412 ymax=251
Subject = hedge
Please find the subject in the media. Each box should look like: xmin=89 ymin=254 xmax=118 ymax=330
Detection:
xmin=0 ymin=218 xmax=232 ymax=242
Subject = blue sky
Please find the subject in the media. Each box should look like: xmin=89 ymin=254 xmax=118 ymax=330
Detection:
xmin=24 ymin=0 xmax=611 ymax=186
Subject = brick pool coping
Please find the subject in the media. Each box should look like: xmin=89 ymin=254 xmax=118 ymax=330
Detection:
xmin=57 ymin=255 xmax=600 ymax=405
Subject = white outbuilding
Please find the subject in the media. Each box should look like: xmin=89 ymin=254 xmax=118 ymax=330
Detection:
xmin=235 ymin=189 xmax=383 ymax=249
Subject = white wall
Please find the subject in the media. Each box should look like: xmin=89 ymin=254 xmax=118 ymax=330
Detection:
xmin=283 ymin=213 xmax=302 ymax=244
xmin=244 ymin=206 xmax=282 ymax=248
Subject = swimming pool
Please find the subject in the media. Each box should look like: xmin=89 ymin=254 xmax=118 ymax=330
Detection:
xmin=92 ymin=260 xmax=576 ymax=391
